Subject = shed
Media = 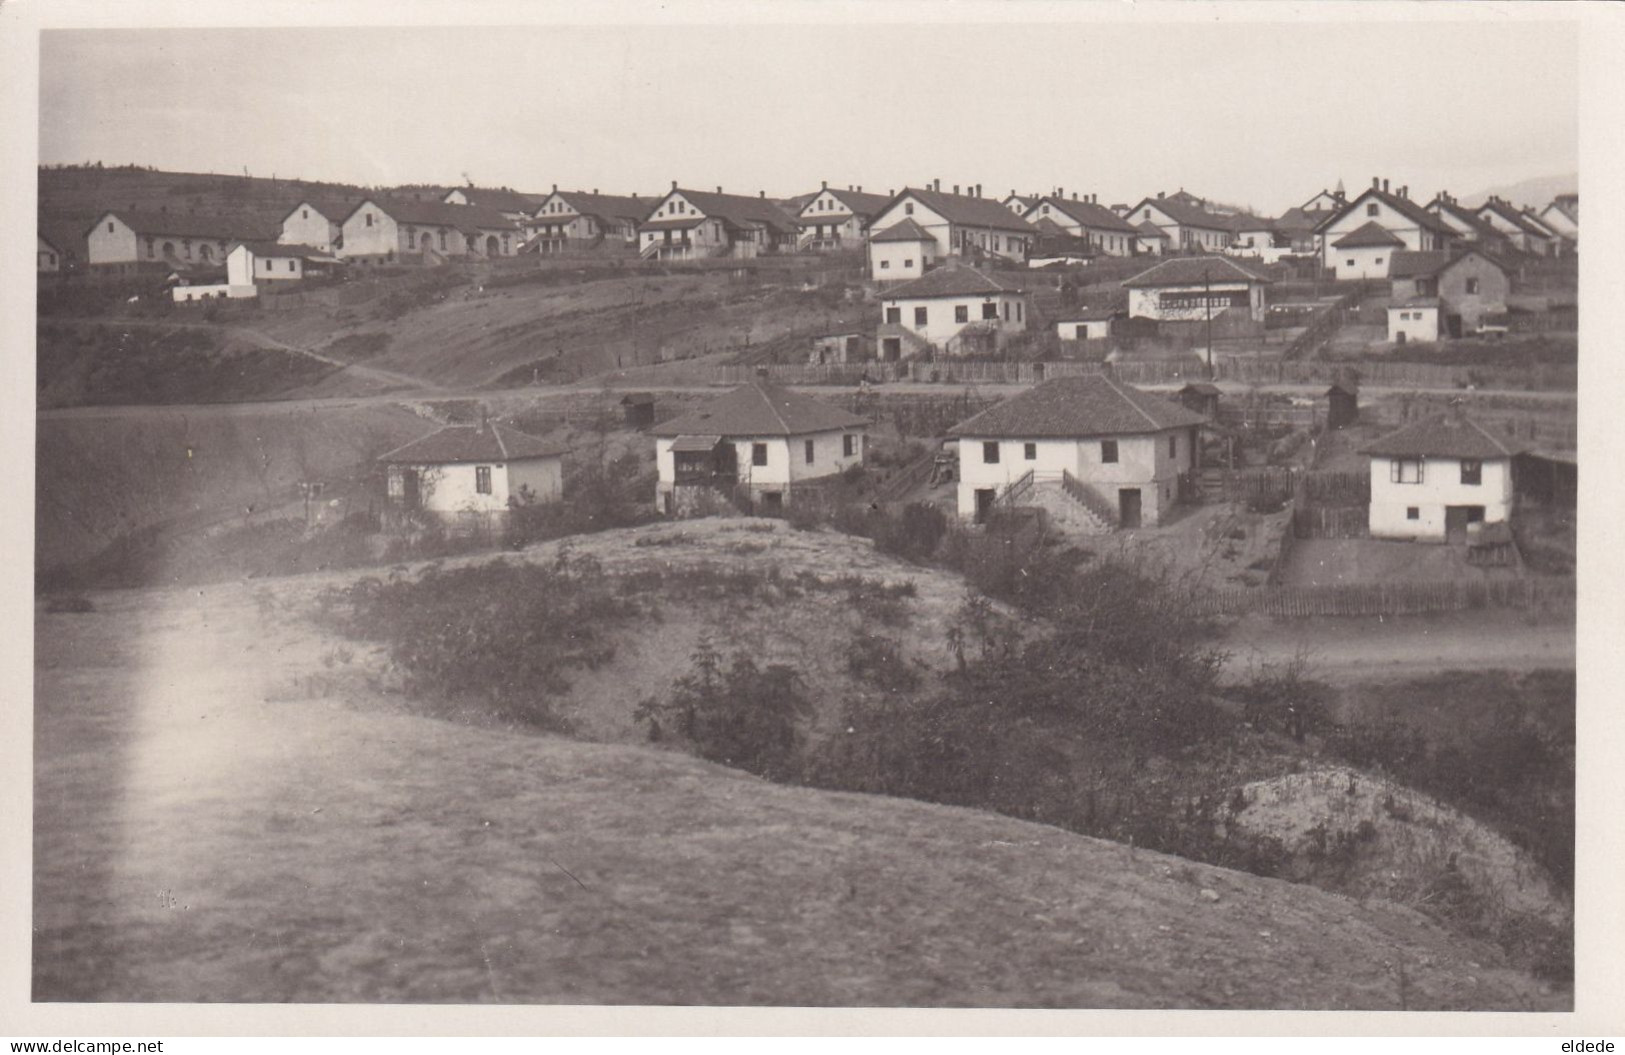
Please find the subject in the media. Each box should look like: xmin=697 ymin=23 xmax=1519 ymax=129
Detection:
xmin=620 ymin=392 xmax=657 ymax=430
xmin=1177 ymin=382 xmax=1222 ymax=418
xmin=1326 ymin=382 xmax=1360 ymax=429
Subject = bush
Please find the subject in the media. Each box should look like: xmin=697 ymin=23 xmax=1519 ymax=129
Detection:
xmin=870 ymin=502 xmax=948 ymax=563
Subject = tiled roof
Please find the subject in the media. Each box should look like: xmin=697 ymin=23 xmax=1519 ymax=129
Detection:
xmin=447 ymin=187 xmax=544 ymax=213
xmin=1332 ymin=221 xmax=1407 ymax=248
xmin=1030 ymin=196 xmax=1139 ymax=234
xmin=38 ymin=217 xmax=89 ymax=258
xmin=1055 ymin=308 xmax=1121 ymax=322
xmin=1477 ymin=199 xmax=1550 ymax=238
xmin=1361 ymin=414 xmax=1524 ymax=459
xmin=650 ymin=382 xmax=869 ymax=438
xmin=378 ymin=424 xmax=568 ymax=464
xmin=869 ymin=218 xmax=936 ymax=243
xmin=638 ymin=216 xmax=708 ymax=232
xmin=1314 ymin=188 xmax=1452 ymax=236
xmin=350 ymin=198 xmax=516 ymax=232
xmin=542 ymin=191 xmax=656 ymax=224
xmin=1129 ymin=195 xmax=1234 ymax=231
xmin=1429 ymin=199 xmax=1507 ymax=243
xmin=1394 ymin=296 xmax=1442 ymax=308
xmin=279 ymin=198 xmax=362 ymax=226
xmin=812 ymin=187 xmax=893 ymax=218
xmin=947 ymin=374 xmax=1208 ymax=438
xmin=1121 ymin=256 xmax=1271 ymax=289
xmin=1389 ymin=248 xmax=1509 ymax=280
xmin=1226 ymin=213 xmax=1276 ymax=233
xmin=663 ymin=189 xmax=800 ymax=235
xmin=231 ymin=239 xmax=335 ymax=261
xmin=1273 ymin=208 xmax=1319 ymax=237
xmin=888 ymin=186 xmax=1038 ymax=233
xmin=881 ymin=266 xmax=1024 ymax=299
xmin=92 ymin=210 xmax=276 ymax=241
xmin=1180 ymin=382 xmax=1222 ymax=396
xmin=1134 ymin=221 xmax=1170 ymax=240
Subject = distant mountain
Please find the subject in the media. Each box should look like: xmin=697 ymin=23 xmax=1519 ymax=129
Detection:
xmin=1461 ymin=172 xmax=1576 ymax=209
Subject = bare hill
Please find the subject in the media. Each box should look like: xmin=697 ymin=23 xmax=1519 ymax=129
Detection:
xmin=33 ymin=571 xmax=1560 ymax=1007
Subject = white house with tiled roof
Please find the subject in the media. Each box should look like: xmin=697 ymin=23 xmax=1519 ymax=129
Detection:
xmin=339 ymin=198 xmax=518 ymax=265
xmin=648 ymin=382 xmax=869 ymax=515
xmin=1329 ymin=221 xmax=1407 ymax=280
xmin=1313 ymin=179 xmax=1452 ymax=271
xmin=1122 ymin=257 xmax=1270 ymax=322
xmin=868 ymin=182 xmax=1037 ymax=264
xmin=278 ymin=199 xmax=355 ymax=255
xmin=379 ymin=420 xmax=568 ymax=529
xmin=1002 ymin=192 xmax=1038 ymax=217
xmin=1133 ymin=221 xmax=1170 ymax=256
xmin=1022 ymin=193 xmax=1140 ymax=256
xmin=525 ymin=187 xmax=654 ymax=251
xmin=86 ymin=210 xmax=273 ymax=268
xmin=946 ymin=374 xmax=1207 ymax=527
xmin=1538 ymin=194 xmax=1578 ymax=244
xmin=442 ymin=187 xmax=543 ymax=223
xmin=1126 ymin=195 xmax=1234 ymax=253
xmin=637 ymin=184 xmax=800 ymax=260
xmin=1363 ymin=412 xmax=1523 ymax=542
xmin=795 ymin=183 xmax=891 ymax=251
xmin=879 ymin=267 xmax=1029 ymax=354
xmin=1474 ymin=198 xmax=1556 ymax=256
xmin=867 ymin=218 xmax=938 ymax=283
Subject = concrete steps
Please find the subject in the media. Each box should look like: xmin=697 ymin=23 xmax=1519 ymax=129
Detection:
xmin=1023 ymin=481 xmax=1113 ymax=537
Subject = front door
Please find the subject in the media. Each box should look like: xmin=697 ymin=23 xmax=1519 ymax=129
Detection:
xmin=1118 ymin=488 xmax=1142 ymax=529
xmin=974 ymin=488 xmax=996 ymax=524
xmin=1443 ymin=505 xmax=1483 ymax=543
xmin=761 ymin=491 xmax=784 ymax=515
xmin=401 ymin=469 xmax=421 ymax=509
xmin=882 ymin=337 xmax=901 ymax=361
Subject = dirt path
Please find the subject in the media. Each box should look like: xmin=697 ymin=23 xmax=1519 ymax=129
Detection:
xmin=1219 ymin=608 xmax=1575 ymax=681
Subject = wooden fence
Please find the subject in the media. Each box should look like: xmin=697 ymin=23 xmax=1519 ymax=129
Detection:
xmin=1195 ymin=576 xmax=1573 ymax=618
xmin=1291 ymin=505 xmax=1370 ymax=540
xmin=1295 ymin=469 xmax=1370 ymax=506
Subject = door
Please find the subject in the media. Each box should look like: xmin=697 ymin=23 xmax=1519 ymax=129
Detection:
xmin=882 ymin=337 xmax=901 ymax=361
xmin=401 ymin=469 xmax=421 ymax=509
xmin=974 ymin=488 xmax=996 ymax=524
xmin=1444 ymin=505 xmax=1476 ymax=543
xmin=761 ymin=492 xmax=784 ymax=516
xmin=1118 ymin=488 xmax=1142 ymax=529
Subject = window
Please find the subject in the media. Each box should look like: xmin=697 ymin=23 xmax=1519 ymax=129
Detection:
xmin=365 ymin=213 xmax=374 ymax=227
xmin=955 ymin=305 xmax=969 ymax=323
xmin=905 ymin=203 xmax=914 ymax=216
xmin=982 ymin=302 xmax=999 ymax=320
xmin=1391 ymin=458 xmax=1424 ymax=484
xmin=1366 ymin=203 xmax=1379 ymax=216
xmin=1169 ymin=435 xmax=1178 ymax=457
xmin=1024 ymin=442 xmax=1037 ymax=461
xmin=752 ymin=443 xmax=768 ymax=467
xmin=805 ymin=439 xmax=815 ymax=464
xmin=885 ymin=307 xmax=900 ymax=324
xmin=1003 ymin=303 xmax=1010 ymax=321
xmin=475 ymin=466 xmax=493 ymax=494
xmin=1076 ymin=325 xmax=1088 ymax=340
xmin=1375 ymin=257 xmax=1383 ymax=265
xmin=1347 ymin=259 xmax=1356 ymax=267
xmin=1460 ymin=459 xmax=1482 ymax=485
xmin=1407 ymin=507 xmax=1420 ymax=520
xmin=302 ymin=209 xmax=309 ymax=220
xmin=265 ymin=260 xmax=274 ymax=272
xmin=288 ymin=260 xmax=296 ymax=272
xmin=1101 ymin=440 xmax=1119 ymax=463
xmin=880 ymin=260 xmax=890 ymax=270
xmin=903 ymin=259 xmax=913 ymax=269
xmin=1017 ymin=302 xmax=1023 ymax=322
xmin=1465 ymin=277 xmax=1480 ymax=294
xmin=843 ymin=434 xmax=856 ymax=457
xmin=914 ymin=306 xmax=928 ymax=326
xmin=983 ymin=441 xmax=1000 ymax=464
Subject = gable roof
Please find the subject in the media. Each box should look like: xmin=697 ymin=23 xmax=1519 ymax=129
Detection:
xmin=1388 ymin=248 xmax=1508 ymax=281
xmin=91 ymin=210 xmax=276 ymax=242
xmin=881 ymin=267 xmax=1024 ymax=299
xmin=885 ymin=187 xmax=1038 ymax=234
xmin=1361 ymin=413 xmax=1524 ymax=459
xmin=1127 ymin=195 xmax=1235 ymax=232
xmin=1121 ymin=256 xmax=1271 ymax=289
xmin=1028 ymin=196 xmax=1139 ymax=234
xmin=1226 ymin=213 xmax=1276 ymax=233
xmin=947 ymin=374 xmax=1208 ymax=438
xmin=651 ymin=382 xmax=869 ymax=438
xmin=663 ymin=188 xmax=800 ymax=234
xmin=278 ymin=198 xmax=362 ymax=227
xmin=229 ymin=239 xmax=337 ymax=261
xmin=1315 ymin=187 xmax=1452 ymax=236
xmin=1273 ymin=207 xmax=1321 ymax=238
xmin=1428 ymin=198 xmax=1509 ymax=243
xmin=1332 ymin=220 xmax=1408 ymax=248
xmin=543 ymin=190 xmax=656 ymax=224
xmin=802 ymin=187 xmax=892 ymax=219
xmin=348 ymin=197 xmax=517 ymax=232
xmin=870 ymin=218 xmax=936 ymax=243
xmin=446 ymin=187 xmax=544 ymax=213
xmin=1476 ymin=199 xmax=1551 ymax=238
xmin=378 ymin=424 xmax=569 ymax=464
xmin=39 ymin=217 xmax=89 ymax=258
xmin=1134 ymin=220 xmax=1170 ymax=241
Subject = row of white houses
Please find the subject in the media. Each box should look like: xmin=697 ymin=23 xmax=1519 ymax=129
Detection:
xmin=385 ymin=378 xmax=1525 ymax=545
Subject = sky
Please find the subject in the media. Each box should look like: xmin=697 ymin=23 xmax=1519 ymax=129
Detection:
xmin=38 ymin=17 xmax=1578 ymax=214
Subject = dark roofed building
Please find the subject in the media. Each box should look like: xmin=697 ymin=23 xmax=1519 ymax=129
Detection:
xmin=378 ymin=422 xmax=569 ymax=529
xmin=339 ymin=197 xmax=519 ymax=263
xmin=878 ymin=266 xmax=1031 ymax=354
xmin=1122 ymin=256 xmax=1271 ymax=324
xmin=638 ymin=185 xmax=801 ymax=260
xmin=867 ymin=183 xmax=1038 ymax=266
xmin=795 ymin=183 xmax=893 ymax=251
xmin=443 ymin=186 xmax=545 ymax=218
xmin=1362 ymin=411 xmax=1522 ymax=541
xmin=527 ymin=188 xmax=658 ymax=250
xmin=86 ymin=209 xmax=279 ymax=268
xmin=1126 ymin=194 xmax=1236 ymax=253
xmin=1025 ymin=194 xmax=1140 ymax=256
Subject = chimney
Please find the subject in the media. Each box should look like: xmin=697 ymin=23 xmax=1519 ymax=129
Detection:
xmin=934 ymin=178 xmax=941 ymax=192
xmin=759 ymin=190 xmax=765 ymax=198
xmin=592 ymin=188 xmax=598 ymax=194
xmin=716 ymin=186 xmax=722 ymax=194
xmin=671 ymin=179 xmax=678 ymax=190
xmin=1072 ymin=191 xmax=1078 ymax=200
xmin=821 ymin=180 xmax=827 ymax=190
xmin=1373 ymin=177 xmax=1380 ymax=189
xmin=552 ymin=182 xmax=557 ymax=193
xmin=858 ymin=185 xmax=863 ymax=193
xmin=975 ymin=184 xmax=982 ymax=198
xmin=953 ymin=184 xmax=960 ymax=195
xmin=1383 ymin=179 xmax=1390 ymax=193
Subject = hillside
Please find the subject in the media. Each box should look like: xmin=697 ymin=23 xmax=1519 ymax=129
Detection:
xmin=1461 ymin=172 xmax=1576 ymax=209
xmin=33 ymin=568 xmax=1560 ymax=1007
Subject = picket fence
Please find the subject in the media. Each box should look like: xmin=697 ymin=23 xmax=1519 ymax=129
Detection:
xmin=1195 ymin=577 xmax=1573 ymax=617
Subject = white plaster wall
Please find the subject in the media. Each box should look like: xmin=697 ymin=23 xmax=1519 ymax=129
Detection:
xmin=883 ymin=293 xmax=1029 ymax=344
xmin=280 ymin=205 xmax=341 ymax=252
xmin=340 ymin=202 xmax=400 ymax=259
xmin=1331 ymin=244 xmax=1396 ymax=281
xmin=1368 ymin=456 xmax=1513 ymax=540
xmin=869 ymin=239 xmax=933 ymax=281
xmin=87 ymin=215 xmax=138 ymax=265
xmin=507 ymin=457 xmax=565 ymax=505
xmin=1388 ymin=307 xmax=1439 ymax=343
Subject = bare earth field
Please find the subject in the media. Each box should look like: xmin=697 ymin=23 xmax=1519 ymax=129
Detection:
xmin=31 ymin=523 xmax=1564 ymax=1009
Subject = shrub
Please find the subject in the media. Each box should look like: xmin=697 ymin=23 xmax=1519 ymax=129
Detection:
xmin=871 ymin=502 xmax=948 ymax=563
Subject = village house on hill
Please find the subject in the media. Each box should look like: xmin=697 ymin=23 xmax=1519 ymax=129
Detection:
xmin=85 ymin=209 xmax=276 ymax=271
xmin=37 ymin=220 xmax=86 ymax=274
xmin=1313 ymin=178 xmax=1452 ymax=275
xmin=1001 ymin=191 xmax=1038 ymax=217
xmin=867 ymin=182 xmax=1037 ymax=265
xmin=1124 ymin=193 xmax=1235 ymax=253
xmin=1362 ymin=412 xmax=1522 ymax=543
xmin=1538 ymin=193 xmax=1579 ymax=246
xmin=946 ymin=373 xmax=1206 ymax=528
xmin=442 ymin=186 xmax=544 ymax=224
xmin=637 ymin=184 xmax=800 ymax=261
xmin=1424 ymin=193 xmax=1517 ymax=259
xmin=379 ymin=421 xmax=568 ymax=532
xmin=1121 ymin=256 xmax=1270 ymax=323
xmin=525 ymin=187 xmax=654 ymax=252
xmin=867 ymin=218 xmax=939 ymax=284
xmin=278 ymin=199 xmax=357 ymax=255
xmin=649 ymin=382 xmax=868 ymax=516
xmin=1022 ymin=192 xmax=1140 ymax=256
xmin=1386 ymin=248 xmax=1510 ymax=341
xmin=878 ymin=267 xmax=1029 ymax=359
xmin=795 ymin=182 xmax=891 ymax=252
xmin=338 ymin=198 xmax=518 ymax=266
xmin=1474 ymin=197 xmax=1559 ymax=257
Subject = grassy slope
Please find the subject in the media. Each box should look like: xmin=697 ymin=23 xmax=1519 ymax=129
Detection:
xmin=33 ymin=570 xmax=1558 ymax=1008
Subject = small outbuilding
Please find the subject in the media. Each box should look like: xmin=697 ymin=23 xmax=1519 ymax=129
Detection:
xmin=1326 ymin=382 xmax=1360 ymax=429
xmin=1177 ymin=382 xmax=1222 ymax=418
xmin=378 ymin=419 xmax=568 ymax=532
xmin=1388 ymin=298 xmax=1441 ymax=344
xmin=620 ymin=393 xmax=657 ymax=430
xmin=1361 ymin=411 xmax=1523 ymax=543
